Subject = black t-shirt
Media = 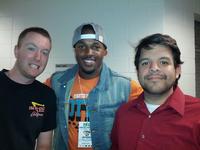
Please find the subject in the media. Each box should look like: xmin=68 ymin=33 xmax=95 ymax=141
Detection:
xmin=0 ymin=69 xmax=57 ymax=150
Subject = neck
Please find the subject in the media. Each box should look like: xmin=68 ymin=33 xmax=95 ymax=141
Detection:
xmin=79 ymin=72 xmax=99 ymax=79
xmin=6 ymin=68 xmax=34 ymax=84
xmin=144 ymin=88 xmax=173 ymax=105
xmin=79 ymin=66 xmax=102 ymax=80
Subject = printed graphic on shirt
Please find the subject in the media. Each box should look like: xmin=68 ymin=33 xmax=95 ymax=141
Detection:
xmin=69 ymin=94 xmax=89 ymax=129
xmin=29 ymin=101 xmax=45 ymax=118
xmin=68 ymin=74 xmax=99 ymax=150
xmin=68 ymin=93 xmax=93 ymax=150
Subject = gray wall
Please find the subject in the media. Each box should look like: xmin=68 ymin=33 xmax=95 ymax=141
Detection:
xmin=0 ymin=0 xmax=200 ymax=96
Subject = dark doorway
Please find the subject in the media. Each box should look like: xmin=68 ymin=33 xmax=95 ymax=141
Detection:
xmin=195 ymin=20 xmax=200 ymax=98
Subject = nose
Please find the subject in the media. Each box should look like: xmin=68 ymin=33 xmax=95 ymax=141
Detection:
xmin=149 ymin=62 xmax=159 ymax=73
xmin=85 ymin=47 xmax=93 ymax=55
xmin=35 ymin=50 xmax=41 ymax=61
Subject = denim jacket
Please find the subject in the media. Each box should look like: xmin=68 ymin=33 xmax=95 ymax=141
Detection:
xmin=51 ymin=63 xmax=131 ymax=150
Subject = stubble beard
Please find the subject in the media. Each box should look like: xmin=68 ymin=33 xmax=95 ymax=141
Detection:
xmin=141 ymin=79 xmax=175 ymax=96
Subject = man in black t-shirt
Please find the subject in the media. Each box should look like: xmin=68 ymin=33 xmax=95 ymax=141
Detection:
xmin=0 ymin=27 xmax=56 ymax=150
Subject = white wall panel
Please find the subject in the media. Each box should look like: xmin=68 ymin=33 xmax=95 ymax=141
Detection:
xmin=0 ymin=0 xmax=199 ymax=96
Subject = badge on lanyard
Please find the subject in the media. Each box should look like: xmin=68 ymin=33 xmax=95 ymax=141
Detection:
xmin=78 ymin=121 xmax=92 ymax=148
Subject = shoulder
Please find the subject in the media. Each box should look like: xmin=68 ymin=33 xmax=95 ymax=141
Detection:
xmin=185 ymin=94 xmax=200 ymax=105
xmin=184 ymin=94 xmax=200 ymax=114
xmin=34 ymin=80 xmax=56 ymax=95
xmin=0 ymin=69 xmax=7 ymax=77
xmin=106 ymin=67 xmax=142 ymax=94
xmin=50 ymin=70 xmax=69 ymax=87
xmin=32 ymin=81 xmax=56 ymax=108
xmin=51 ymin=65 xmax=78 ymax=82
xmin=114 ymin=100 xmax=138 ymax=121
xmin=108 ymin=71 xmax=133 ymax=92
xmin=117 ymin=98 xmax=138 ymax=113
xmin=183 ymin=95 xmax=200 ymax=121
xmin=111 ymin=71 xmax=131 ymax=81
xmin=106 ymin=68 xmax=131 ymax=84
xmin=102 ymin=63 xmax=131 ymax=81
xmin=51 ymin=70 xmax=66 ymax=80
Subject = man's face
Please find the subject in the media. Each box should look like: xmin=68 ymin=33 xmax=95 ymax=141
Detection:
xmin=137 ymin=45 xmax=181 ymax=95
xmin=74 ymin=39 xmax=107 ymax=78
xmin=15 ymin=32 xmax=51 ymax=80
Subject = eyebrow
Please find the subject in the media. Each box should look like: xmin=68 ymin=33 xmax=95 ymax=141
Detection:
xmin=139 ymin=58 xmax=149 ymax=62
xmin=25 ymin=43 xmax=37 ymax=47
xmin=160 ymin=57 xmax=171 ymax=61
xmin=25 ymin=43 xmax=50 ymax=51
xmin=139 ymin=56 xmax=171 ymax=62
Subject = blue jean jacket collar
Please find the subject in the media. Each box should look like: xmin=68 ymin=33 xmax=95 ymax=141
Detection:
xmin=57 ymin=63 xmax=109 ymax=91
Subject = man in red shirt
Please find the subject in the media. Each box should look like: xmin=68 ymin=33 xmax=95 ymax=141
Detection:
xmin=111 ymin=33 xmax=200 ymax=150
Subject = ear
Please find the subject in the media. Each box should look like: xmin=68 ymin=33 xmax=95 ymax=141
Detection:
xmin=175 ymin=65 xmax=181 ymax=79
xmin=103 ymin=49 xmax=108 ymax=56
xmin=14 ymin=45 xmax=19 ymax=58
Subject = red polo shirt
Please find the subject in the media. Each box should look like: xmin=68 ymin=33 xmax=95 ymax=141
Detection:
xmin=111 ymin=87 xmax=200 ymax=150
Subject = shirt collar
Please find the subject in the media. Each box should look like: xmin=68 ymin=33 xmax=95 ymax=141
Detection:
xmin=131 ymin=86 xmax=185 ymax=116
xmin=165 ymin=86 xmax=185 ymax=116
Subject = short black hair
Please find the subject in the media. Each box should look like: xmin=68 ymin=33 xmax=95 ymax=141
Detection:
xmin=81 ymin=24 xmax=95 ymax=34
xmin=17 ymin=27 xmax=51 ymax=47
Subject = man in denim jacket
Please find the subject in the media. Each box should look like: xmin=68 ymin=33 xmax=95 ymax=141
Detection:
xmin=45 ymin=23 xmax=142 ymax=150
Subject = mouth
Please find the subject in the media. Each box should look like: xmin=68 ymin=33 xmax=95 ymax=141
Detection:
xmin=30 ymin=64 xmax=40 ymax=69
xmin=148 ymin=76 xmax=162 ymax=80
xmin=83 ymin=57 xmax=95 ymax=66
xmin=146 ymin=75 xmax=166 ymax=80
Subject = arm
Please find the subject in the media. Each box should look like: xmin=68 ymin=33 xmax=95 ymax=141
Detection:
xmin=39 ymin=77 xmax=56 ymax=150
xmin=35 ymin=130 xmax=53 ymax=150
xmin=110 ymin=111 xmax=119 ymax=150
xmin=128 ymin=80 xmax=143 ymax=101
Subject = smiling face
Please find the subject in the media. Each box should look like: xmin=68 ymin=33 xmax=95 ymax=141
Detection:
xmin=14 ymin=31 xmax=51 ymax=81
xmin=74 ymin=39 xmax=107 ymax=79
xmin=137 ymin=45 xmax=181 ymax=97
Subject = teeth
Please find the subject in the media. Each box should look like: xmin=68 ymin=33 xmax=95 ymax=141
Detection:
xmin=30 ymin=64 xmax=39 ymax=69
xmin=84 ymin=60 xmax=94 ymax=63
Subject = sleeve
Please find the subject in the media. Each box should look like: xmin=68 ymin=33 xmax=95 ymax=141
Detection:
xmin=41 ymin=89 xmax=57 ymax=132
xmin=43 ymin=77 xmax=52 ymax=88
xmin=128 ymin=80 xmax=143 ymax=101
